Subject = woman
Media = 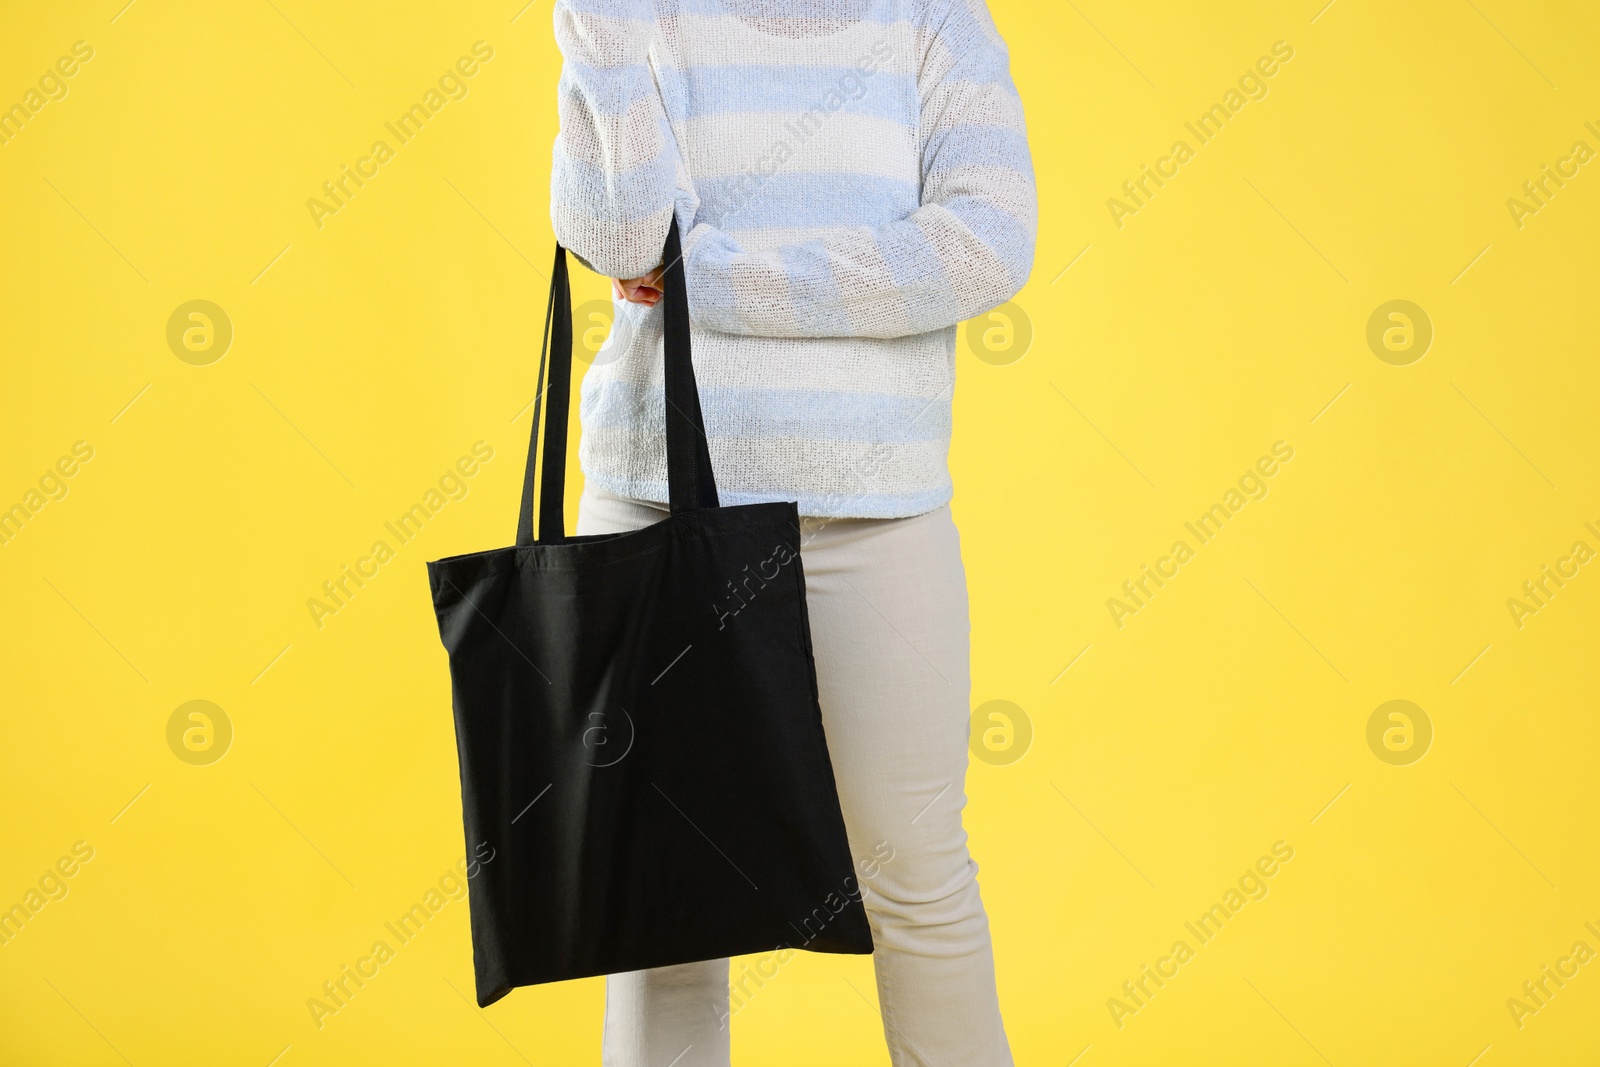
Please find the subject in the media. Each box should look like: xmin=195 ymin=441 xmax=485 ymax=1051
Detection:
xmin=550 ymin=0 xmax=1036 ymax=1063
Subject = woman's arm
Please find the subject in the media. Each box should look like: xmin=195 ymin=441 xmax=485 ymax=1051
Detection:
xmin=549 ymin=0 xmax=680 ymax=280
xmin=682 ymin=0 xmax=1038 ymax=339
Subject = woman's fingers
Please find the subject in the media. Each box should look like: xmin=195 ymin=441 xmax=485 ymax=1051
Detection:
xmin=614 ymin=268 xmax=664 ymax=306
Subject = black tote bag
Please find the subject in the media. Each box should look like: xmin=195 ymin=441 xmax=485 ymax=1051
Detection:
xmin=426 ymin=221 xmax=873 ymax=1007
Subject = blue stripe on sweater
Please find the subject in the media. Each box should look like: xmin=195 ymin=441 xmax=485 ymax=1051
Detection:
xmin=779 ymin=242 xmax=853 ymax=334
xmin=558 ymin=62 xmax=660 ymax=114
xmin=924 ymin=124 xmax=1032 ymax=174
xmin=943 ymin=196 xmax=1035 ymax=276
xmin=696 ymin=171 xmax=919 ymax=228
xmin=560 ymin=0 xmax=909 ymax=22
xmin=666 ymin=0 xmax=910 ymax=22
xmin=583 ymin=469 xmax=955 ymax=520
xmin=581 ymin=380 xmax=953 ymax=442
xmin=557 ymin=0 xmax=654 ymax=15
xmin=657 ymin=65 xmax=917 ymax=124
xmin=552 ymin=144 xmax=682 ymax=217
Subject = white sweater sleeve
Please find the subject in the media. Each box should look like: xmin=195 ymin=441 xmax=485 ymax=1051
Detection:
xmin=549 ymin=0 xmax=680 ymax=280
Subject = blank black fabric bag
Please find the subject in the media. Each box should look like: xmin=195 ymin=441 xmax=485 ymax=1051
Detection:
xmin=426 ymin=221 xmax=873 ymax=1007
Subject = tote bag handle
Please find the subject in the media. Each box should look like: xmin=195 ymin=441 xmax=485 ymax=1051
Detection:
xmin=515 ymin=219 xmax=720 ymax=547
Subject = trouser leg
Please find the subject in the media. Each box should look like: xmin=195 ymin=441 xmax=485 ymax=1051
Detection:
xmin=798 ymin=506 xmax=1013 ymax=1067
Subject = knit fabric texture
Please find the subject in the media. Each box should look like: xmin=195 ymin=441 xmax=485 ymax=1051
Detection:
xmin=551 ymin=0 xmax=1037 ymax=518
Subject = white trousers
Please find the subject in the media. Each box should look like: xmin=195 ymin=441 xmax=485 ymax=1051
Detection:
xmin=576 ymin=484 xmax=1013 ymax=1067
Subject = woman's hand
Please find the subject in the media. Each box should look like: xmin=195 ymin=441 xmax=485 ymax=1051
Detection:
xmin=613 ymin=267 xmax=664 ymax=307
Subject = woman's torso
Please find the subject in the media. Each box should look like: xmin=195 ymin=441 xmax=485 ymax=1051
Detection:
xmin=580 ymin=0 xmax=959 ymax=520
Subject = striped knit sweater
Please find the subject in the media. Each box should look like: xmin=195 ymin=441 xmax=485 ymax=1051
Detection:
xmin=551 ymin=0 xmax=1036 ymax=518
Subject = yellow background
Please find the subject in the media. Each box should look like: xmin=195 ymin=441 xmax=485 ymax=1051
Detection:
xmin=3 ymin=0 xmax=1598 ymax=1063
